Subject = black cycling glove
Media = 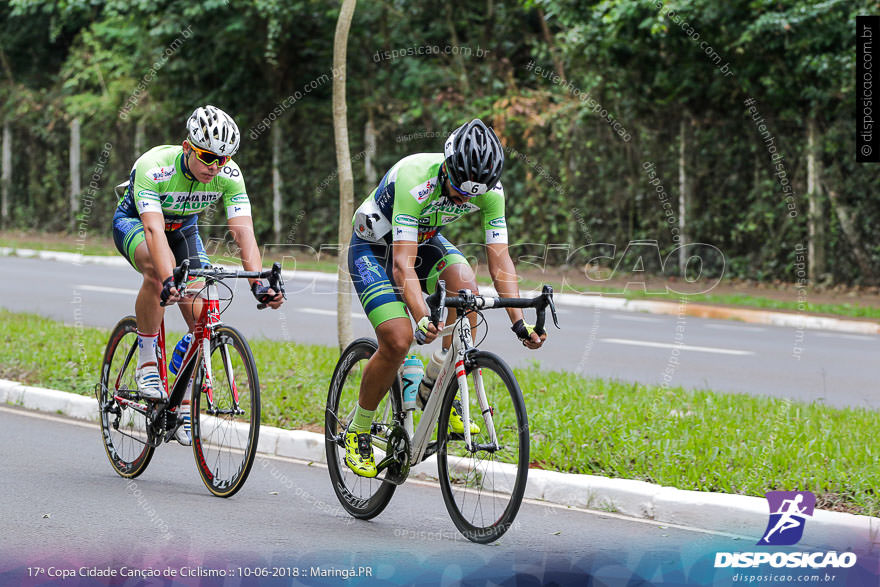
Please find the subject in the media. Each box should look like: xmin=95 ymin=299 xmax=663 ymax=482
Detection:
xmin=251 ymin=281 xmax=276 ymax=304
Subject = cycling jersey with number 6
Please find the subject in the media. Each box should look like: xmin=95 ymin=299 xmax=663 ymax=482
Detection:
xmin=116 ymin=145 xmax=251 ymax=223
xmin=352 ymin=153 xmax=507 ymax=245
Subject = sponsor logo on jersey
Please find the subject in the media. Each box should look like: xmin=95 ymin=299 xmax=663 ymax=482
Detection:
xmin=147 ymin=166 xmax=176 ymax=182
xmin=418 ymin=216 xmax=431 ymax=225
xmin=138 ymin=190 xmax=160 ymax=200
xmin=409 ymin=178 xmax=437 ymax=203
xmin=422 ymin=199 xmax=478 ymax=216
xmin=441 ymin=214 xmax=459 ymax=224
xmin=488 ymin=217 xmax=506 ymax=228
xmin=229 ymin=194 xmax=249 ymax=204
xmin=418 ymin=227 xmax=438 ymax=243
xmin=394 ymin=214 xmax=418 ymax=227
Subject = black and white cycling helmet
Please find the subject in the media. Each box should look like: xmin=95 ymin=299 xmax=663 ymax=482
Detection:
xmin=443 ymin=119 xmax=504 ymax=196
xmin=186 ymin=105 xmax=240 ymax=156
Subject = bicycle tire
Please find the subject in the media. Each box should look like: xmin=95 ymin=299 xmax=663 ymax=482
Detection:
xmin=436 ymin=350 xmax=529 ymax=543
xmin=325 ymin=337 xmax=397 ymax=519
xmin=191 ymin=325 xmax=260 ymax=498
xmin=98 ymin=316 xmax=155 ymax=478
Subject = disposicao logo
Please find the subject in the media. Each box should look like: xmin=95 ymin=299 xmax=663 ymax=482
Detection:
xmin=758 ymin=490 xmax=815 ymax=546
xmin=714 ymin=490 xmax=858 ymax=570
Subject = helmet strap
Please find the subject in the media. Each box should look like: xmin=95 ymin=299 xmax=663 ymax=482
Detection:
xmin=438 ymin=162 xmax=450 ymax=198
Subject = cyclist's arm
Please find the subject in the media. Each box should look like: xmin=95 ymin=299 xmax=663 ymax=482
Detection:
xmin=486 ymin=242 xmax=524 ymax=324
xmin=141 ymin=211 xmax=176 ymax=286
xmin=392 ymin=240 xmax=442 ymax=341
xmin=392 ymin=240 xmax=429 ymax=320
xmin=487 ymin=242 xmax=545 ymax=348
xmin=227 ymin=215 xmax=262 ymax=282
xmin=227 ymin=216 xmax=284 ymax=309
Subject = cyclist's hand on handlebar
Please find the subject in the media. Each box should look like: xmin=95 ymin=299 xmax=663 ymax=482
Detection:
xmin=251 ymin=281 xmax=285 ymax=309
xmin=160 ymin=276 xmax=182 ymax=306
xmin=512 ymin=319 xmax=546 ymax=350
xmin=416 ymin=316 xmax=444 ymax=344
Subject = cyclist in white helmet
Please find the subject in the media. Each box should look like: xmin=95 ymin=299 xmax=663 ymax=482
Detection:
xmin=111 ymin=105 xmax=284 ymax=445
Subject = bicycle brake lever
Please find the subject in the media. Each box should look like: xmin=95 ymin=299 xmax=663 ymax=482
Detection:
xmin=543 ymin=285 xmax=560 ymax=329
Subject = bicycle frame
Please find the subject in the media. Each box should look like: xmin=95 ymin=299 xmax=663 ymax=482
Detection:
xmin=394 ymin=311 xmax=499 ymax=465
xmin=107 ymin=282 xmax=232 ymax=441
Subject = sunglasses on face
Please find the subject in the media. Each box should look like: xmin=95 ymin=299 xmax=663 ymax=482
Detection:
xmin=189 ymin=144 xmax=230 ymax=167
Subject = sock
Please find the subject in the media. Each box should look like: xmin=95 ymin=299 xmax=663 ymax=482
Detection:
xmin=350 ymin=403 xmax=375 ymax=434
xmin=136 ymin=331 xmax=159 ymax=369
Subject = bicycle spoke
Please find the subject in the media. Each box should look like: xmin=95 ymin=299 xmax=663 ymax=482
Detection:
xmin=438 ymin=353 xmax=528 ymax=543
xmin=192 ymin=327 xmax=260 ymax=498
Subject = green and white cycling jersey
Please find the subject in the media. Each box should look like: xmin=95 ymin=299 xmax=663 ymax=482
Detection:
xmin=116 ymin=145 xmax=251 ymax=223
xmin=352 ymin=153 xmax=507 ymax=245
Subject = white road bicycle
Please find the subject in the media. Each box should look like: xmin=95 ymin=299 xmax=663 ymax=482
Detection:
xmin=324 ymin=280 xmax=558 ymax=543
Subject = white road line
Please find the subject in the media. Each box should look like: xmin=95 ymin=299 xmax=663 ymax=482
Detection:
xmin=610 ymin=315 xmax=663 ymax=323
xmin=301 ymin=307 xmax=368 ymax=320
xmin=76 ymin=284 xmax=139 ymax=295
xmin=814 ymin=332 xmax=876 ymax=341
xmin=600 ymin=338 xmax=754 ymax=355
xmin=705 ymin=323 xmax=766 ymax=332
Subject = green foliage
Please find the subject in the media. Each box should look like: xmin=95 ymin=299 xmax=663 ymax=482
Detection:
xmin=0 ymin=0 xmax=874 ymax=283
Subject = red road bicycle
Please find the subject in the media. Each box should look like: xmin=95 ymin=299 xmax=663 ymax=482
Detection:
xmin=97 ymin=260 xmax=284 ymax=497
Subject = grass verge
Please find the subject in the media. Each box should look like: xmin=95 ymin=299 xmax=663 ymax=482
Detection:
xmin=1 ymin=308 xmax=876 ymax=516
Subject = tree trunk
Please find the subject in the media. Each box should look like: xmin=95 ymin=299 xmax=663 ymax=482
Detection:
xmin=1 ymin=122 xmax=10 ymax=228
xmin=444 ymin=3 xmax=471 ymax=95
xmin=806 ymin=116 xmax=826 ymax=282
xmin=537 ymin=7 xmax=566 ymax=82
xmin=677 ymin=116 xmax=690 ymax=274
xmin=827 ymin=188 xmax=875 ymax=282
xmin=333 ymin=0 xmax=357 ymax=351
xmin=364 ymin=110 xmax=377 ymax=187
xmin=69 ymin=118 xmax=81 ymax=232
xmin=271 ymin=122 xmax=283 ymax=243
xmin=134 ymin=118 xmax=146 ymax=158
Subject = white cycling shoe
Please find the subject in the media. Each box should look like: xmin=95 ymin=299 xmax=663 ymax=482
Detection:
xmin=173 ymin=401 xmax=192 ymax=446
xmin=135 ymin=362 xmax=166 ymax=401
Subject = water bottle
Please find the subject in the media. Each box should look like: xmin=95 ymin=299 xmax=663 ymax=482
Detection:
xmin=400 ymin=356 xmax=424 ymax=411
xmin=417 ymin=347 xmax=449 ymax=409
xmin=169 ymin=333 xmax=193 ymax=375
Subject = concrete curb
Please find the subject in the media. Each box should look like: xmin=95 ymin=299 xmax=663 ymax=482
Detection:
xmin=2 ymin=379 xmax=877 ymax=547
xmin=4 ymin=246 xmax=878 ymax=335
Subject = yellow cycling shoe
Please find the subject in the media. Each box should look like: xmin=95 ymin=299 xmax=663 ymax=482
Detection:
xmin=449 ymin=399 xmax=481 ymax=435
xmin=344 ymin=429 xmax=378 ymax=478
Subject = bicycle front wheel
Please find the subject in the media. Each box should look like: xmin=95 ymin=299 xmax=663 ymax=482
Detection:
xmin=437 ymin=351 xmax=529 ymax=543
xmin=98 ymin=316 xmax=155 ymax=478
xmin=191 ymin=325 xmax=260 ymax=498
xmin=325 ymin=338 xmax=397 ymax=519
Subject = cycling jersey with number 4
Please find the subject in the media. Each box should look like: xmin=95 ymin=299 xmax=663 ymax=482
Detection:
xmin=116 ymin=145 xmax=251 ymax=223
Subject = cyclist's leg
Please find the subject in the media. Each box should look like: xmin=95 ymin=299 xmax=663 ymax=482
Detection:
xmin=349 ymin=236 xmax=411 ymax=412
xmin=346 ymin=236 xmax=410 ymax=476
xmin=113 ymin=210 xmax=171 ymax=399
xmin=167 ymin=219 xmax=210 ymax=331
xmin=419 ymin=235 xmax=478 ymax=348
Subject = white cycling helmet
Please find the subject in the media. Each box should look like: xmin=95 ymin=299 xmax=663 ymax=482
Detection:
xmin=186 ymin=105 xmax=240 ymax=156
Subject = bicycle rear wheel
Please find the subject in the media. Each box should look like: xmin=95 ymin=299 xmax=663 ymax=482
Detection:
xmin=437 ymin=351 xmax=529 ymax=543
xmin=98 ymin=316 xmax=155 ymax=478
xmin=191 ymin=325 xmax=260 ymax=498
xmin=325 ymin=338 xmax=397 ymax=519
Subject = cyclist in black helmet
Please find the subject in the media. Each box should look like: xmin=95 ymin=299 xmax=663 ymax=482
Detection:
xmin=344 ymin=118 xmax=547 ymax=477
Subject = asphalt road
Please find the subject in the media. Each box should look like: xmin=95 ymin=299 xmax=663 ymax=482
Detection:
xmin=0 ymin=405 xmax=758 ymax=585
xmin=1 ymin=256 xmax=877 ymax=409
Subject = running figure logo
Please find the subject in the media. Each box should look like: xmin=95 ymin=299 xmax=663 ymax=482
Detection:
xmin=758 ymin=491 xmax=815 ymax=546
